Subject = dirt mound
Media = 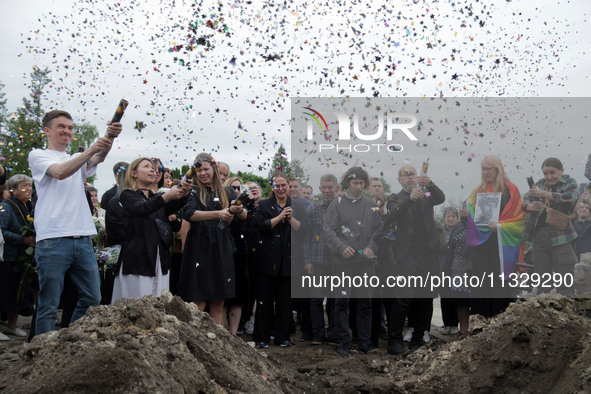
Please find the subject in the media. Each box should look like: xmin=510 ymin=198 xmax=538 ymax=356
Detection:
xmin=1 ymin=291 xmax=317 ymax=393
xmin=391 ymin=294 xmax=591 ymax=393
xmin=3 ymin=293 xmax=590 ymax=393
xmin=255 ymin=294 xmax=591 ymax=393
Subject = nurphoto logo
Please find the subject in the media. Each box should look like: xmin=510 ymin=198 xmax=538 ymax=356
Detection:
xmin=303 ymin=106 xmax=419 ymax=153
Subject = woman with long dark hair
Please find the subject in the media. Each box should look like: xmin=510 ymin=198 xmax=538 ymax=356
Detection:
xmin=178 ymin=153 xmax=246 ymax=325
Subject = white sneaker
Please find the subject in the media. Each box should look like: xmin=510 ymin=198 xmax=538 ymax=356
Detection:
xmin=436 ymin=326 xmax=451 ymax=335
xmin=0 ymin=332 xmax=10 ymax=341
xmin=244 ymin=316 xmax=255 ymax=335
xmin=403 ymin=327 xmax=414 ymax=342
xmin=449 ymin=326 xmax=459 ymax=335
xmin=423 ymin=330 xmax=430 ymax=343
xmin=4 ymin=327 xmax=27 ymax=337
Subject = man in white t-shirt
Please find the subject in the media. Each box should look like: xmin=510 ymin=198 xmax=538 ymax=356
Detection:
xmin=28 ymin=110 xmax=122 ymax=336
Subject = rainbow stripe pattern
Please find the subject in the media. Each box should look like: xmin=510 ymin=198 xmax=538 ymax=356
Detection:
xmin=465 ymin=181 xmax=525 ymax=278
xmin=303 ymin=107 xmax=328 ymax=131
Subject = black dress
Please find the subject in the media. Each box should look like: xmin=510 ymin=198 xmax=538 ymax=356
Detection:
xmin=469 ymin=185 xmax=513 ymax=317
xmin=178 ymin=186 xmax=237 ymax=301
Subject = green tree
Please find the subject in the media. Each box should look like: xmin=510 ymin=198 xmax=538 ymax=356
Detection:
xmin=0 ymin=67 xmax=100 ymax=182
xmin=237 ymin=171 xmax=271 ymax=197
xmin=0 ymin=82 xmax=7 ymax=130
xmin=290 ymin=159 xmax=309 ymax=184
xmin=68 ymin=123 xmax=99 ymax=155
xmin=171 ymin=165 xmax=190 ymax=180
xmin=380 ymin=177 xmax=392 ymax=194
xmin=0 ymin=67 xmax=51 ymax=174
xmin=268 ymin=144 xmax=291 ymax=179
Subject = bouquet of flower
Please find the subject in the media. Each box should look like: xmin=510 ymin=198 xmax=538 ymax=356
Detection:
xmin=95 ymin=245 xmax=121 ymax=280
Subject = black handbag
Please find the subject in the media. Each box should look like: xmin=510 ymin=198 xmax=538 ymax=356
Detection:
xmin=155 ymin=218 xmax=174 ymax=248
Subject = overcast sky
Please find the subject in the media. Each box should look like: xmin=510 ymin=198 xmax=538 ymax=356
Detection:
xmin=1 ymin=0 xmax=590 ymax=202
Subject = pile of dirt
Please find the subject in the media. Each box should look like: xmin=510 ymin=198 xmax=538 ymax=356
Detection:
xmin=255 ymin=294 xmax=591 ymax=393
xmin=1 ymin=290 xmax=317 ymax=393
xmin=389 ymin=294 xmax=591 ymax=392
xmin=3 ymin=292 xmax=590 ymax=393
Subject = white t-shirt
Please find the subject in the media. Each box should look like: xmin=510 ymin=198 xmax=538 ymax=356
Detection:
xmin=28 ymin=149 xmax=97 ymax=242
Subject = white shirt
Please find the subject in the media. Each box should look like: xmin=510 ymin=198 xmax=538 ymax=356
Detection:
xmin=28 ymin=149 xmax=97 ymax=242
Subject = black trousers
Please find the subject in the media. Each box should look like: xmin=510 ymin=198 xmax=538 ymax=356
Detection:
xmin=389 ymin=297 xmax=432 ymax=344
xmin=331 ymin=264 xmax=374 ymax=348
xmin=333 ymin=297 xmax=371 ymax=348
xmin=440 ymin=297 xmax=459 ymax=327
xmin=253 ymin=272 xmax=292 ymax=344
xmin=304 ymin=264 xmax=333 ymax=341
xmin=388 ymin=253 xmax=436 ymax=344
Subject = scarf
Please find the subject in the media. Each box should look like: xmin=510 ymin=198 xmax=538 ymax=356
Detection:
xmin=465 ymin=181 xmax=525 ymax=278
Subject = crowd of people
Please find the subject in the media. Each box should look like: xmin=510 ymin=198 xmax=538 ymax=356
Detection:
xmin=0 ymin=109 xmax=590 ymax=359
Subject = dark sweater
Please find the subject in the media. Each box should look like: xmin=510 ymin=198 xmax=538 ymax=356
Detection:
xmin=323 ymin=194 xmax=382 ymax=265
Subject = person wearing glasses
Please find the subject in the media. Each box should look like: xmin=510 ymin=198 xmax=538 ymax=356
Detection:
xmin=246 ymin=182 xmax=263 ymax=206
xmin=241 ymin=181 xmax=264 ymax=334
xmin=252 ymin=173 xmax=301 ymax=348
xmin=222 ymin=176 xmax=250 ymax=335
xmin=178 ymin=154 xmax=247 ymax=326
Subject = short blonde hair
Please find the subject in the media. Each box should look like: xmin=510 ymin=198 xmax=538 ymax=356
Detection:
xmin=224 ymin=176 xmax=243 ymax=188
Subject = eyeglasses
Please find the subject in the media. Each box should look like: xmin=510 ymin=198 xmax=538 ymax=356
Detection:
xmin=273 ymin=184 xmax=289 ymax=190
xmin=231 ymin=185 xmax=241 ymax=191
xmin=248 ymin=186 xmax=259 ymax=192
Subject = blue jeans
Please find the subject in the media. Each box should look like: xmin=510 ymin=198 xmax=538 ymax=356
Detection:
xmin=35 ymin=237 xmax=101 ymax=336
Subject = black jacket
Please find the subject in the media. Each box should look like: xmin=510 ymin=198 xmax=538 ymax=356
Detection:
xmin=384 ymin=184 xmax=445 ymax=260
xmin=253 ymin=196 xmax=292 ymax=277
xmin=118 ymin=189 xmax=185 ymax=276
xmin=101 ymin=185 xmax=118 ymax=211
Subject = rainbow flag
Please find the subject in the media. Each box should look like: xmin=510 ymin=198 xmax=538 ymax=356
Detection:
xmin=465 ymin=181 xmax=525 ymax=278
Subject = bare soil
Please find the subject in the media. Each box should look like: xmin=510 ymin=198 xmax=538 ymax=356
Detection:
xmin=2 ymin=293 xmax=591 ymax=393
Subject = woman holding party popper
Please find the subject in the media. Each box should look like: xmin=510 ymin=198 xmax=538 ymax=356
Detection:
xmin=223 ymin=176 xmax=252 ymax=335
xmin=523 ymin=157 xmax=579 ymax=297
xmin=178 ymin=153 xmax=246 ymax=325
xmin=111 ymin=158 xmax=191 ymax=303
